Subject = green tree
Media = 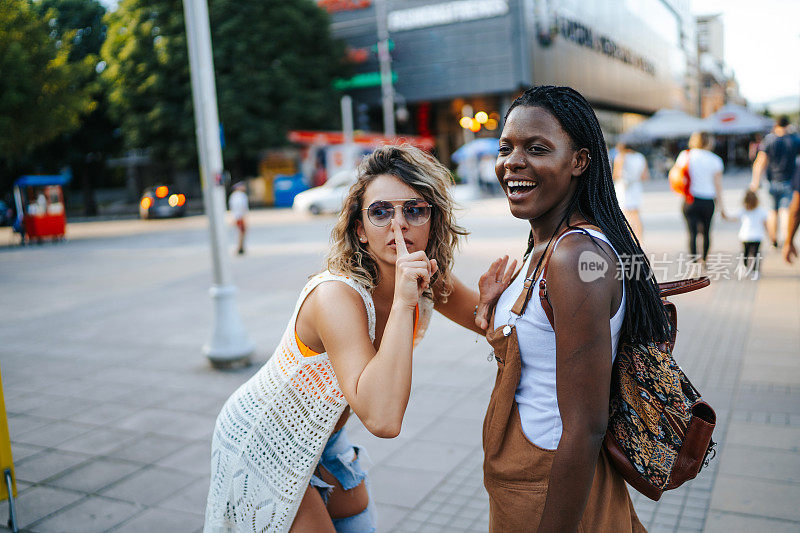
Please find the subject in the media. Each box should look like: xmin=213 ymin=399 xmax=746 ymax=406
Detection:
xmin=102 ymin=0 xmax=346 ymax=180
xmin=0 ymin=0 xmax=94 ymax=192
xmin=32 ymin=0 xmax=121 ymax=215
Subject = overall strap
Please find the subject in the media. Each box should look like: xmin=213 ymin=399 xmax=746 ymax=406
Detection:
xmin=509 ymin=222 xmax=595 ymax=317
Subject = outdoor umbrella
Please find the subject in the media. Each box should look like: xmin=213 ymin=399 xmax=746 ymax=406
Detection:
xmin=451 ymin=138 xmax=500 ymax=163
xmin=619 ymin=109 xmax=707 ymax=143
xmin=702 ymin=104 xmax=773 ymax=135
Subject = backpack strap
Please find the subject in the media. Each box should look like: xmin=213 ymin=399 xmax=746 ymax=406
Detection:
xmin=509 ymin=222 xmax=595 ymax=319
xmin=537 ymin=222 xmax=599 ymax=327
xmin=658 ymin=277 xmax=710 ymax=297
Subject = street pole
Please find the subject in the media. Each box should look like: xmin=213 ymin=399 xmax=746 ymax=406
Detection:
xmin=341 ymin=95 xmax=355 ymax=171
xmin=182 ymin=0 xmax=253 ymax=367
xmin=375 ymin=0 xmax=395 ymax=137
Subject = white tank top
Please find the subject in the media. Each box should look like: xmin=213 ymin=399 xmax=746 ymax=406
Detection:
xmin=493 ymin=228 xmax=626 ymax=450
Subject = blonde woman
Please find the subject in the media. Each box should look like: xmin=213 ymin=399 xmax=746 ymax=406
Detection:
xmin=670 ymin=131 xmax=727 ymax=264
xmin=204 ymin=145 xmax=515 ymax=533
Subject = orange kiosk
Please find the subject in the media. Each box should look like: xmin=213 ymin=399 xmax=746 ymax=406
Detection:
xmin=13 ymin=174 xmax=69 ymax=244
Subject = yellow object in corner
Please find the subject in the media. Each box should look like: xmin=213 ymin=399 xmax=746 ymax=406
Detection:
xmin=0 ymin=364 xmax=16 ymax=502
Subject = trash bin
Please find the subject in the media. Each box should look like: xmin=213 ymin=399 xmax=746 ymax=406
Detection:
xmin=272 ymin=174 xmax=308 ymax=208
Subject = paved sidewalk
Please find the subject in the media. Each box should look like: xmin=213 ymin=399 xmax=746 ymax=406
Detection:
xmin=0 ymin=173 xmax=798 ymax=532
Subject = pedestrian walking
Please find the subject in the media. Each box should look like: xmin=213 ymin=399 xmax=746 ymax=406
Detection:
xmin=736 ymin=190 xmax=768 ymax=277
xmin=750 ymin=115 xmax=800 ymax=248
xmin=204 ymin=145 xmax=513 ymax=533
xmin=612 ymin=141 xmax=649 ymax=240
xmin=782 ymin=168 xmax=800 ymax=264
xmin=481 ymin=85 xmax=671 ymax=531
xmin=228 ymin=182 xmax=249 ymax=255
xmin=670 ymin=132 xmax=728 ymax=266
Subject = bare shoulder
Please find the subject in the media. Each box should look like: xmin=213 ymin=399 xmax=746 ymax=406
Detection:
xmin=547 ymin=230 xmax=619 ymax=291
xmin=306 ymin=279 xmax=368 ymax=318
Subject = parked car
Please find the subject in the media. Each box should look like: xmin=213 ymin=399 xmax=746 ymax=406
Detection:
xmin=139 ymin=185 xmax=187 ymax=219
xmin=292 ymin=170 xmax=356 ymax=215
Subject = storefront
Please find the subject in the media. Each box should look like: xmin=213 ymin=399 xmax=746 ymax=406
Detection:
xmin=321 ymin=0 xmax=696 ymax=160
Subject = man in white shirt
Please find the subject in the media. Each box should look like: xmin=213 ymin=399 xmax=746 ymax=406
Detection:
xmin=228 ymin=182 xmax=249 ymax=255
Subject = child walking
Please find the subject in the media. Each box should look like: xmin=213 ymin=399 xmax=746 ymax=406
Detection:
xmin=738 ymin=190 xmax=768 ymax=277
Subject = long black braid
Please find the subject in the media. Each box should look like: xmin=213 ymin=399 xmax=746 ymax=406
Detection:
xmin=507 ymin=85 xmax=671 ymax=344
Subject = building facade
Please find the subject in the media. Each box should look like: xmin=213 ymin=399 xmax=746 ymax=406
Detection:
xmin=321 ymin=0 xmax=698 ymax=162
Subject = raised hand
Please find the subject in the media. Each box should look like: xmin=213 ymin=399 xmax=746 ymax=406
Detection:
xmin=475 ymin=255 xmax=517 ymax=330
xmin=392 ymin=218 xmax=437 ymax=309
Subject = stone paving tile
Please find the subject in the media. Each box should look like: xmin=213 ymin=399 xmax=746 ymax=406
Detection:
xmin=69 ymin=382 xmax=145 ymax=403
xmin=8 ymin=442 xmax=45 ymax=463
xmin=105 ymin=433 xmax=192 ymax=464
xmin=66 ymin=402 xmax=144 ymax=426
xmin=14 ymin=449 xmax=90 ymax=484
xmin=708 ymin=474 xmax=800 ymax=523
xmin=370 ymin=465 xmax=445 ymax=509
xmin=703 ymin=511 xmax=800 ymax=533
xmin=46 ymin=457 xmax=143 ymax=493
xmin=717 ymin=444 xmax=800 ymax=484
xmin=4 ymin=393 xmax=61 ymax=416
xmin=55 ymin=427 xmax=140 ymax=456
xmin=100 ymin=466 xmax=198 ymax=506
xmin=417 ymin=415 xmax=483 ymax=445
xmin=5 ymin=485 xmax=84 ymax=529
xmin=6 ymin=415 xmax=54 ymax=441
xmin=158 ymin=476 xmax=209 ymax=515
xmin=13 ymin=419 xmax=96 ymax=449
xmin=110 ymin=507 xmax=204 ymax=533
xmin=383 ymin=439 xmax=473 ymax=474
xmin=724 ymin=421 xmax=800 ymax=451
xmin=109 ymin=409 xmax=215 ymax=441
xmin=28 ymin=495 xmax=139 ymax=533
xmin=154 ymin=441 xmax=210 ymax=476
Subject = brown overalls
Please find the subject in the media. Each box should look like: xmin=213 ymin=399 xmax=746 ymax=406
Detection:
xmin=482 ymin=224 xmax=646 ymax=532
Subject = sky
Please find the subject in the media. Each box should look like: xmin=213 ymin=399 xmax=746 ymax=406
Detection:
xmin=691 ymin=0 xmax=800 ymax=105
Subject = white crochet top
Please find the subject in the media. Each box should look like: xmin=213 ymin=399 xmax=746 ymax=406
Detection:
xmin=204 ymin=271 xmax=433 ymax=533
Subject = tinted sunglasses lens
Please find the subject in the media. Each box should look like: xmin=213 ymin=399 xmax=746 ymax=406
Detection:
xmin=367 ymin=202 xmax=394 ymax=226
xmin=403 ymin=202 xmax=431 ymax=226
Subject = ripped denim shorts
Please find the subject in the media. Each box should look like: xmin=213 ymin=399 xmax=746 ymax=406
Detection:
xmin=309 ymin=428 xmax=376 ymax=533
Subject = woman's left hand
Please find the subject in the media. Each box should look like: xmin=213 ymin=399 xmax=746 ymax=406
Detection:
xmin=475 ymin=255 xmax=517 ymax=330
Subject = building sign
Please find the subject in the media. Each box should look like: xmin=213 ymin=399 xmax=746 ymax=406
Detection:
xmin=387 ymin=0 xmax=508 ymax=33
xmin=318 ymin=0 xmax=371 ymax=13
xmin=555 ymin=15 xmax=656 ymax=76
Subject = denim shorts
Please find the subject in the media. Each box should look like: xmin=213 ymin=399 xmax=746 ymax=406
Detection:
xmin=768 ymin=180 xmax=793 ymax=210
xmin=309 ymin=428 xmax=376 ymax=533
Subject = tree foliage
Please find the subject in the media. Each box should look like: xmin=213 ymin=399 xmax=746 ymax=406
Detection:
xmin=101 ymin=0 xmax=346 ymax=176
xmin=30 ymin=0 xmax=121 ymax=214
xmin=0 ymin=0 xmax=95 ymax=166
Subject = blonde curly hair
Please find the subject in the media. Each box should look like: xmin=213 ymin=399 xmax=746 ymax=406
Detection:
xmin=326 ymin=145 xmax=467 ymax=301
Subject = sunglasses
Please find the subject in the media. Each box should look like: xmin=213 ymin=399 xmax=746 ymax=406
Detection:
xmin=361 ymin=199 xmax=432 ymax=227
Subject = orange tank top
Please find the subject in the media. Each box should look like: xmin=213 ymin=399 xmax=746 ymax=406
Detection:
xmin=296 ymin=304 xmax=420 ymax=357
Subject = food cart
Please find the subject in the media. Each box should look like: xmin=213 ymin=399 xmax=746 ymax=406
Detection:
xmin=13 ymin=174 xmax=70 ymax=244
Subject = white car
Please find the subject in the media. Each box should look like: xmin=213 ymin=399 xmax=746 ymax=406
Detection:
xmin=292 ymin=170 xmax=357 ymax=215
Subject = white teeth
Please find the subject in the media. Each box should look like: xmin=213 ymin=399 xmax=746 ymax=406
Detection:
xmin=507 ymin=180 xmax=536 ymax=188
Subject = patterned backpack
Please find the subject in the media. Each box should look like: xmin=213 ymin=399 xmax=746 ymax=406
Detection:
xmin=603 ymin=278 xmax=716 ymax=500
xmin=536 ymin=233 xmax=716 ymax=501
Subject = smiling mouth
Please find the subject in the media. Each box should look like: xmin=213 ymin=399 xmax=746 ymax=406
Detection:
xmin=506 ymin=180 xmax=538 ymax=194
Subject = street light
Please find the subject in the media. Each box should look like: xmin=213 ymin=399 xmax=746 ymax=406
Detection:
xmin=182 ymin=0 xmax=254 ymax=367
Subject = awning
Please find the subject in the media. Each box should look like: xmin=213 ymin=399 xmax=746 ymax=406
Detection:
xmin=702 ymin=104 xmax=773 ymax=135
xmin=15 ymin=174 xmax=71 ymax=187
xmin=619 ymin=109 xmax=707 ymax=143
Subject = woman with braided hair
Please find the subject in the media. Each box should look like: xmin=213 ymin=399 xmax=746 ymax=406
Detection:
xmin=480 ymin=85 xmax=671 ymax=531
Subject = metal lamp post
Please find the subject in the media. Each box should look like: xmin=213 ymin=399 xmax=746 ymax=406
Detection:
xmin=182 ymin=0 xmax=254 ymax=367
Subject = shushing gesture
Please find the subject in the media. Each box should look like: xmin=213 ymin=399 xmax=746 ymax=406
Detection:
xmin=392 ymin=218 xmax=438 ymax=309
xmin=475 ymin=255 xmax=518 ymax=330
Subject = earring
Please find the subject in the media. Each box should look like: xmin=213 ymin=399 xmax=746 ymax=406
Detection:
xmin=360 ymin=237 xmax=367 ymax=243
